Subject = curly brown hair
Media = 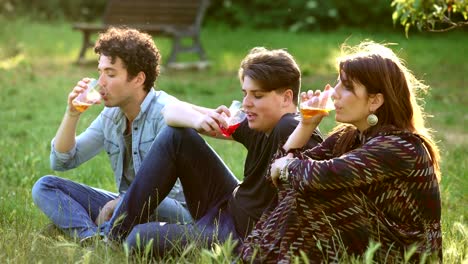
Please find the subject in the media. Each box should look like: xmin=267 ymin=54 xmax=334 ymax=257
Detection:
xmin=94 ymin=27 xmax=161 ymax=92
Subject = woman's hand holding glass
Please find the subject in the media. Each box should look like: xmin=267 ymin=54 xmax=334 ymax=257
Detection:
xmin=299 ymin=84 xmax=334 ymax=125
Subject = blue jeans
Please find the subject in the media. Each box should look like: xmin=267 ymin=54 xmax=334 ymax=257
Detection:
xmin=32 ymin=175 xmax=192 ymax=239
xmin=106 ymin=127 xmax=240 ymax=255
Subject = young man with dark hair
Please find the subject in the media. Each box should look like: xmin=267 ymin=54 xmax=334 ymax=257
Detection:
xmin=31 ymin=27 xmax=191 ymax=241
xmin=104 ymin=47 xmax=323 ymax=257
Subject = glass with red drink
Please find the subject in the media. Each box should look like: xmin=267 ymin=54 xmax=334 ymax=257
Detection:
xmin=220 ymin=100 xmax=246 ymax=137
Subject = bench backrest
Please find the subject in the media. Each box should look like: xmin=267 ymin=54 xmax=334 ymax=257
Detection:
xmin=102 ymin=0 xmax=209 ymax=30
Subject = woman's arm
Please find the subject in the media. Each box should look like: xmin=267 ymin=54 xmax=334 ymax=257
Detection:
xmin=283 ymin=85 xmax=332 ymax=151
xmin=288 ymin=134 xmax=417 ymax=193
xmin=282 ymin=122 xmax=320 ymax=151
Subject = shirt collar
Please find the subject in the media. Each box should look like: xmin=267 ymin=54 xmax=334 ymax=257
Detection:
xmin=138 ymin=88 xmax=157 ymax=117
xmin=110 ymin=88 xmax=157 ymax=124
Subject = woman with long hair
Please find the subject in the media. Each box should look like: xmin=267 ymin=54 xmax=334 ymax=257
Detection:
xmin=240 ymin=41 xmax=442 ymax=263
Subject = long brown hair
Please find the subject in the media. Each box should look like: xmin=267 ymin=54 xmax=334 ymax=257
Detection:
xmin=331 ymin=41 xmax=441 ymax=180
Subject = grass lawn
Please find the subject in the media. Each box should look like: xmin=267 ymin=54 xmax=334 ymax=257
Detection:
xmin=0 ymin=17 xmax=466 ymax=263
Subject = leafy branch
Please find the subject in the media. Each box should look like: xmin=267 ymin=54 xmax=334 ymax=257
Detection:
xmin=392 ymin=0 xmax=468 ymax=36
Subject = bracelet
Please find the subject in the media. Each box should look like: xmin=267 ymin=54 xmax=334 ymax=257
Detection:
xmin=279 ymin=158 xmax=295 ymax=182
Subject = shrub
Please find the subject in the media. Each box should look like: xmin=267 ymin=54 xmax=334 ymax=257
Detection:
xmin=1 ymin=0 xmax=106 ymax=21
xmin=205 ymin=0 xmax=394 ymax=31
xmin=2 ymin=0 xmax=395 ymax=31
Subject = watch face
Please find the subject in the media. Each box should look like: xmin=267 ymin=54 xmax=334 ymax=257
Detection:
xmin=279 ymin=173 xmax=285 ymax=182
xmin=280 ymin=167 xmax=288 ymax=182
xmin=281 ymin=159 xmax=294 ymax=182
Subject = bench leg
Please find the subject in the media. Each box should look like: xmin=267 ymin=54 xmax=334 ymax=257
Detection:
xmin=167 ymin=34 xmax=209 ymax=69
xmin=192 ymin=35 xmax=207 ymax=62
xmin=167 ymin=36 xmax=181 ymax=65
xmin=76 ymin=31 xmax=92 ymax=64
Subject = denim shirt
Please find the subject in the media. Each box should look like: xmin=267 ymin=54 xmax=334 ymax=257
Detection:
xmin=50 ymin=89 xmax=184 ymax=202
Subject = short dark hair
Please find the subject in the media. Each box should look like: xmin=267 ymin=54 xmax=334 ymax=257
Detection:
xmin=94 ymin=27 xmax=161 ymax=92
xmin=238 ymin=47 xmax=301 ymax=105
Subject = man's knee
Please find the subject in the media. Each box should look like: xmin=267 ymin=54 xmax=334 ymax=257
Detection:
xmin=160 ymin=126 xmax=199 ymax=143
xmin=125 ymin=222 xmax=178 ymax=257
xmin=156 ymin=198 xmax=193 ymax=224
xmin=31 ymin=175 xmax=58 ymax=203
xmin=155 ymin=126 xmax=204 ymax=157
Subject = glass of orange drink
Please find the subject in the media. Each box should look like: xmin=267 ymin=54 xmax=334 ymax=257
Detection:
xmin=299 ymin=88 xmax=335 ymax=118
xmin=72 ymin=79 xmax=102 ymax=112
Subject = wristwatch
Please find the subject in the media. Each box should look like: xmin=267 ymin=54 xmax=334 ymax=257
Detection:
xmin=279 ymin=158 xmax=294 ymax=182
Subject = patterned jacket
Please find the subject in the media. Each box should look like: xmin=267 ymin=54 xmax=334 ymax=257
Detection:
xmin=240 ymin=126 xmax=442 ymax=263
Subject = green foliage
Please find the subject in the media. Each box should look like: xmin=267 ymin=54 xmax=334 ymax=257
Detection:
xmin=2 ymin=0 xmax=393 ymax=31
xmin=206 ymin=0 xmax=339 ymax=31
xmin=392 ymin=0 xmax=468 ymax=36
xmin=206 ymin=0 xmax=394 ymax=31
xmin=0 ymin=0 xmax=106 ymax=21
xmin=330 ymin=0 xmax=394 ymax=28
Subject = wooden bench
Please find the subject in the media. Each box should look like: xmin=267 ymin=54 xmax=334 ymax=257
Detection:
xmin=72 ymin=0 xmax=210 ymax=69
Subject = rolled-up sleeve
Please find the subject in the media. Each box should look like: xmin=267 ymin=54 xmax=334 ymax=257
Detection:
xmin=49 ymin=114 xmax=105 ymax=171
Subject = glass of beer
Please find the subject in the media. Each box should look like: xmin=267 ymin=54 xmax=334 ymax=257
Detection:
xmin=299 ymin=88 xmax=335 ymax=118
xmin=220 ymin=100 xmax=246 ymax=137
xmin=72 ymin=79 xmax=102 ymax=113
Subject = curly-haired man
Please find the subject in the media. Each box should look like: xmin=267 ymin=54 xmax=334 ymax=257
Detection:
xmin=32 ymin=27 xmax=191 ymax=242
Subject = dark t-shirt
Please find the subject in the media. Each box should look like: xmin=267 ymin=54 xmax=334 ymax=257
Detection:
xmin=228 ymin=113 xmax=323 ymax=237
